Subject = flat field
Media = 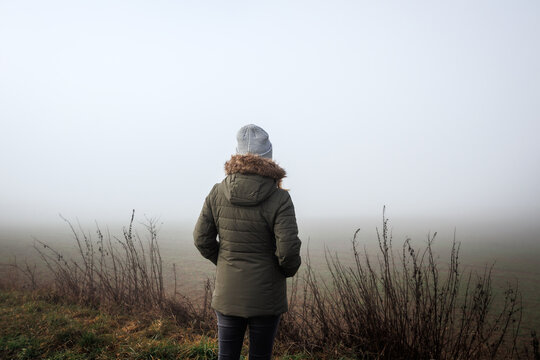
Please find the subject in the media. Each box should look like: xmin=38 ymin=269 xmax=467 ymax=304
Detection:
xmin=1 ymin=216 xmax=539 ymax=335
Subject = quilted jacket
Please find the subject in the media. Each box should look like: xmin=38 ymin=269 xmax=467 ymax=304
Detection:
xmin=193 ymin=154 xmax=302 ymax=317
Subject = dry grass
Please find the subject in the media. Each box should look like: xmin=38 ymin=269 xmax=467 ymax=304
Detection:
xmin=1 ymin=208 xmax=538 ymax=359
xmin=280 ymin=209 xmax=526 ymax=359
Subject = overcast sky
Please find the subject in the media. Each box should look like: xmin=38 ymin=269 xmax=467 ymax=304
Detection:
xmin=1 ymin=0 xmax=539 ymax=227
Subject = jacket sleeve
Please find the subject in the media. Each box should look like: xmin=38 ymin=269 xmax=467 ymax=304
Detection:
xmin=193 ymin=185 xmax=219 ymax=265
xmin=274 ymin=192 xmax=302 ymax=277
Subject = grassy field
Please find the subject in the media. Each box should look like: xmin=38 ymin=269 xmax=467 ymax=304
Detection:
xmin=1 ymin=216 xmax=539 ymax=358
xmin=0 ymin=289 xmax=338 ymax=360
xmin=0 ymin=289 xmax=217 ymax=360
xmin=3 ymin=219 xmax=538 ymax=331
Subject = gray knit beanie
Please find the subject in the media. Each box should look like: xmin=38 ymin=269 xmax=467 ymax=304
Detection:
xmin=236 ymin=124 xmax=273 ymax=159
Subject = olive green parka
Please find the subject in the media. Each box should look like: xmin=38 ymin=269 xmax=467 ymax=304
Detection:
xmin=193 ymin=154 xmax=302 ymax=317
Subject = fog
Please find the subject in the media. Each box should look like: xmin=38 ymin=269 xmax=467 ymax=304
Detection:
xmin=1 ymin=1 xmax=539 ymax=232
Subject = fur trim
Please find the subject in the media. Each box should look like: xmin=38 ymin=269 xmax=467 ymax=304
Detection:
xmin=225 ymin=154 xmax=286 ymax=182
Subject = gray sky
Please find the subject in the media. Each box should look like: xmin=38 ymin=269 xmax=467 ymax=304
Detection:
xmin=1 ymin=0 xmax=539 ymax=227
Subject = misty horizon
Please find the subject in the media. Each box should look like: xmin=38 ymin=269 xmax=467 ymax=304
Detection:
xmin=1 ymin=1 xmax=539 ymax=229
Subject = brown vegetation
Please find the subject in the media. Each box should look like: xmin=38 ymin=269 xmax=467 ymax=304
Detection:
xmin=1 ymin=209 xmax=538 ymax=359
xmin=280 ymin=211 xmax=526 ymax=359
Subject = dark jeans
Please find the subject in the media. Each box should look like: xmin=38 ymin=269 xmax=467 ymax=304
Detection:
xmin=215 ymin=310 xmax=281 ymax=360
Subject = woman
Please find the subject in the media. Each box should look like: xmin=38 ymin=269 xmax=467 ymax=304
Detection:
xmin=193 ymin=124 xmax=302 ymax=360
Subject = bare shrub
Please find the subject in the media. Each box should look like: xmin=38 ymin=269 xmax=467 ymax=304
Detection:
xmin=24 ymin=210 xmax=220 ymax=331
xmin=283 ymin=209 xmax=523 ymax=359
xmin=29 ymin=210 xmax=192 ymax=316
xmin=527 ymin=330 xmax=540 ymax=360
xmin=0 ymin=256 xmax=38 ymax=291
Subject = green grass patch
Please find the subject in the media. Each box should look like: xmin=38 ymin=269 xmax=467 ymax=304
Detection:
xmin=136 ymin=340 xmax=183 ymax=359
xmin=0 ymin=289 xmax=342 ymax=359
xmin=0 ymin=334 xmax=41 ymax=360
xmin=180 ymin=336 xmax=218 ymax=359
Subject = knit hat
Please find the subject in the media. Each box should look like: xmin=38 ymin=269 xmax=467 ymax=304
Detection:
xmin=236 ymin=124 xmax=273 ymax=159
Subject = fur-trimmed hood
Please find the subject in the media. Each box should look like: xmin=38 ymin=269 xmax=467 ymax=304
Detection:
xmin=221 ymin=154 xmax=286 ymax=206
xmin=224 ymin=154 xmax=286 ymax=180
